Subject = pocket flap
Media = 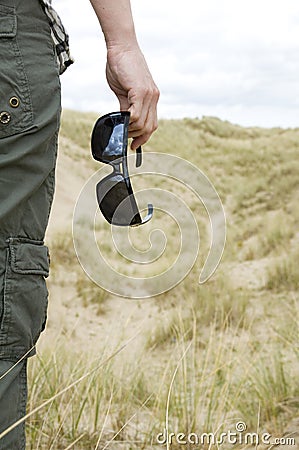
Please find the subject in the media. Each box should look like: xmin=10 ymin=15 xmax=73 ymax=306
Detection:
xmin=0 ymin=5 xmax=17 ymax=38
xmin=8 ymin=238 xmax=50 ymax=277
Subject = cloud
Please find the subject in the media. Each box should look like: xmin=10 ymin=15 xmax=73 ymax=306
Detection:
xmin=56 ymin=0 xmax=299 ymax=127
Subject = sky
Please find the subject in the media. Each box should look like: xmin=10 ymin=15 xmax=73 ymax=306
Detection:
xmin=55 ymin=0 xmax=299 ymax=128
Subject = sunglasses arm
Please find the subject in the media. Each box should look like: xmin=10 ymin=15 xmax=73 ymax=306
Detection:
xmin=141 ymin=203 xmax=153 ymax=224
xmin=136 ymin=146 xmax=142 ymax=167
xmin=131 ymin=203 xmax=153 ymax=227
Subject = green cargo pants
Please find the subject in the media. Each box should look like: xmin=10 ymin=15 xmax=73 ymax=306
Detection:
xmin=0 ymin=0 xmax=61 ymax=448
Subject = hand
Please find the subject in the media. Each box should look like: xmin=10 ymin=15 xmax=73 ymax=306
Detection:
xmin=106 ymin=44 xmax=159 ymax=150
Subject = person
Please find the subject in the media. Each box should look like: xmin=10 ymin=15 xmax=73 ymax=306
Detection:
xmin=0 ymin=0 xmax=159 ymax=448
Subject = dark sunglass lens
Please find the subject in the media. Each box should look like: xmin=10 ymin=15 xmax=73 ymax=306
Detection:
xmin=96 ymin=175 xmax=141 ymax=226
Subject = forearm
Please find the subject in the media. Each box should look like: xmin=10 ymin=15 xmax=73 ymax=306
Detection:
xmin=89 ymin=0 xmax=138 ymax=48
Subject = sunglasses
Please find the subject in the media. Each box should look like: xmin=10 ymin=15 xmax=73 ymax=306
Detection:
xmin=91 ymin=111 xmax=153 ymax=226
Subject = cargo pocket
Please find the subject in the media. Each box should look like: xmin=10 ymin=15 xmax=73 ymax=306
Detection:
xmin=0 ymin=238 xmax=50 ymax=359
xmin=0 ymin=4 xmax=33 ymax=140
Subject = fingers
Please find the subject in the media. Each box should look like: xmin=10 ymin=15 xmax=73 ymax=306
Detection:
xmin=127 ymin=83 xmax=160 ymax=150
xmin=118 ymin=96 xmax=130 ymax=111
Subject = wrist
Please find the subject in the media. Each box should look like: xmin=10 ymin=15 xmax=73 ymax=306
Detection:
xmin=106 ymin=42 xmax=142 ymax=64
xmin=105 ymin=31 xmax=139 ymax=52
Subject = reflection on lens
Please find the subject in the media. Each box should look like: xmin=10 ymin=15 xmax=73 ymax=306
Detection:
xmin=101 ymin=123 xmax=124 ymax=161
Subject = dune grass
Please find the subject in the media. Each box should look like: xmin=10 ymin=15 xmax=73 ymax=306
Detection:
xmin=25 ymin=315 xmax=298 ymax=448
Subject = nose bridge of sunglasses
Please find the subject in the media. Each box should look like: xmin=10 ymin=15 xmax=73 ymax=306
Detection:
xmin=111 ymin=158 xmax=123 ymax=173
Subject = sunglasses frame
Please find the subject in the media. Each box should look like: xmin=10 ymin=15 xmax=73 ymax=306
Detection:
xmin=91 ymin=111 xmax=153 ymax=226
